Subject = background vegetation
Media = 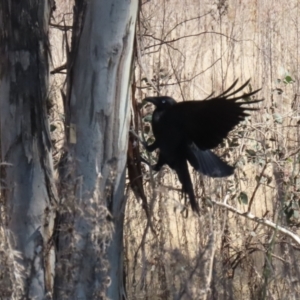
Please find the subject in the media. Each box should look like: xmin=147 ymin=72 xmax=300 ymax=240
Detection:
xmin=1 ymin=0 xmax=300 ymax=299
xmin=126 ymin=0 xmax=300 ymax=299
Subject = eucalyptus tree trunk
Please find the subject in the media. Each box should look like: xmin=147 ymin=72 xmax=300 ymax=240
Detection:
xmin=0 ymin=0 xmax=56 ymax=298
xmin=54 ymin=1 xmax=138 ymax=299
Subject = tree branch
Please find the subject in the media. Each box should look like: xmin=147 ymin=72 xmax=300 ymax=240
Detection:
xmin=212 ymin=196 xmax=300 ymax=245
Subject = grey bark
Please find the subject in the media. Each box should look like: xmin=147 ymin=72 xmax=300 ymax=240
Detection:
xmin=0 ymin=0 xmax=57 ymax=299
xmin=54 ymin=0 xmax=138 ymax=299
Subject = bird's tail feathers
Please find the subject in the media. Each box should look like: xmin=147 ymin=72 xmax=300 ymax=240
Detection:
xmin=173 ymin=161 xmax=200 ymax=214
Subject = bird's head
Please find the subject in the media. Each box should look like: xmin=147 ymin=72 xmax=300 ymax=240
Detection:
xmin=144 ymin=96 xmax=177 ymax=110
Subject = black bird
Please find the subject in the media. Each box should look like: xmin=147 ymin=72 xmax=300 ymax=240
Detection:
xmin=142 ymin=79 xmax=262 ymax=214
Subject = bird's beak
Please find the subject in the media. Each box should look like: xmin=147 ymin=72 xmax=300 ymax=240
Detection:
xmin=144 ymin=97 xmax=158 ymax=106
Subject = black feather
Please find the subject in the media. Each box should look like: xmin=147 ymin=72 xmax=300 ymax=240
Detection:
xmin=143 ymin=79 xmax=262 ymax=213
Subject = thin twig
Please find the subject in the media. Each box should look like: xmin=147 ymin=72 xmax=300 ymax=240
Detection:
xmin=211 ymin=198 xmax=300 ymax=245
xmin=248 ymin=163 xmax=268 ymax=213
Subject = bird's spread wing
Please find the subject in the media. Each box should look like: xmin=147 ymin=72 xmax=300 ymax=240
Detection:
xmin=162 ymin=80 xmax=262 ymax=150
xmin=187 ymin=144 xmax=234 ymax=177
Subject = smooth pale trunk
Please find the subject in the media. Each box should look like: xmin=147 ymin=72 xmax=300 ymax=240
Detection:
xmin=54 ymin=1 xmax=138 ymax=299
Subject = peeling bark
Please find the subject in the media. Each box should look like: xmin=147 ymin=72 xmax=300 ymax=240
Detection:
xmin=0 ymin=0 xmax=57 ymax=299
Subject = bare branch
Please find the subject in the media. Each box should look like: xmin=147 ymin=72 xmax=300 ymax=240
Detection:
xmin=211 ymin=197 xmax=300 ymax=245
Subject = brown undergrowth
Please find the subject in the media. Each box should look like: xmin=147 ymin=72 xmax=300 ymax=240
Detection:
xmin=125 ymin=0 xmax=300 ymax=299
